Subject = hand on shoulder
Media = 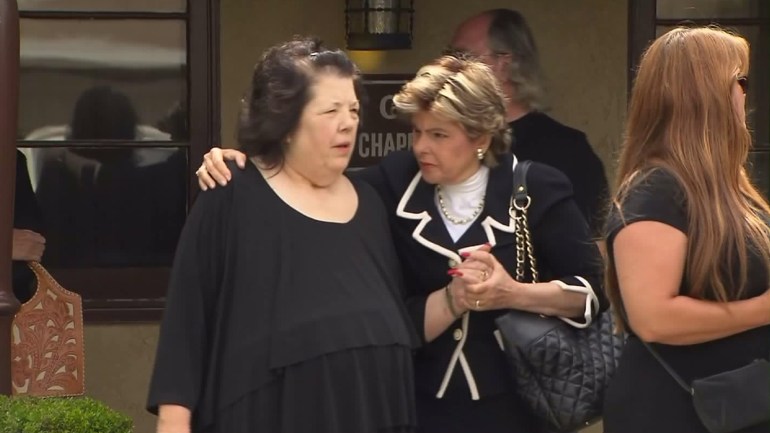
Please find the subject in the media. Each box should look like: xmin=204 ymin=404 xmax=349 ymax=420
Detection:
xmin=197 ymin=147 xmax=247 ymax=190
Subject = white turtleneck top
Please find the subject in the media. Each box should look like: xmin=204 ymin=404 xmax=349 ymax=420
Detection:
xmin=434 ymin=165 xmax=490 ymax=242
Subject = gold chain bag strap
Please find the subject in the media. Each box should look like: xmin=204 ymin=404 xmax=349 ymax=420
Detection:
xmin=11 ymin=261 xmax=86 ymax=397
xmin=512 ymin=163 xmax=538 ymax=284
xmin=494 ymin=160 xmax=624 ymax=432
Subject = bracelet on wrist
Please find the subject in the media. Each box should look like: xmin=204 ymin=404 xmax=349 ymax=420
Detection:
xmin=445 ymin=285 xmax=462 ymax=319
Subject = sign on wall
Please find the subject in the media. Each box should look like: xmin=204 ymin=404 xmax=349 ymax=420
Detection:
xmin=349 ymin=74 xmax=414 ymax=168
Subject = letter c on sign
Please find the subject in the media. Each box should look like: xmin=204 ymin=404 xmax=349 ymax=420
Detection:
xmin=380 ymin=95 xmax=397 ymax=120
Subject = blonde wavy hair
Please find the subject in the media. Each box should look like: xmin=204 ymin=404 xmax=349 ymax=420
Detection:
xmin=392 ymin=55 xmax=511 ymax=166
xmin=607 ymin=26 xmax=770 ymax=310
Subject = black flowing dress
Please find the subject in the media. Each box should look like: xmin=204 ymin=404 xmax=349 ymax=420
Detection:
xmin=148 ymin=162 xmax=419 ymax=433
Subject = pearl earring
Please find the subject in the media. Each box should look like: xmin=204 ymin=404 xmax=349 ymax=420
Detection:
xmin=476 ymin=148 xmax=485 ymax=160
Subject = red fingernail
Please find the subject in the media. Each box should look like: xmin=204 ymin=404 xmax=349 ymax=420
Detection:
xmin=460 ymin=252 xmax=470 ymax=258
xmin=447 ymin=269 xmax=458 ymax=275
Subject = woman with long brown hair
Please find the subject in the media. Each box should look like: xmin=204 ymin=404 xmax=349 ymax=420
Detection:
xmin=603 ymin=26 xmax=770 ymax=433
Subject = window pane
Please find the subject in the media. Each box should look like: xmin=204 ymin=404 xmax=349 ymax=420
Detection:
xmin=655 ymin=25 xmax=768 ymax=149
xmin=656 ymin=0 xmax=762 ymax=19
xmin=20 ymin=19 xmax=188 ymax=141
xmin=748 ymin=151 xmax=770 ymax=197
xmin=19 ymin=0 xmax=186 ymax=12
xmin=19 ymin=146 xmax=187 ymax=268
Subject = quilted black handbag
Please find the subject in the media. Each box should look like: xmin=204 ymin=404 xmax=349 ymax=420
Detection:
xmin=494 ymin=160 xmax=626 ymax=433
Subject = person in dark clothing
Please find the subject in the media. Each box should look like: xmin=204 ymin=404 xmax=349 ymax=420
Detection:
xmin=603 ymin=27 xmax=770 ymax=433
xmin=34 ymin=86 xmax=185 ymax=268
xmin=449 ymin=9 xmax=609 ymax=235
xmin=147 ymin=37 xmax=419 ymax=433
xmin=194 ymin=55 xmax=607 ymax=433
xmin=12 ymin=150 xmax=45 ymax=303
xmin=505 ymin=111 xmax=608 ymax=236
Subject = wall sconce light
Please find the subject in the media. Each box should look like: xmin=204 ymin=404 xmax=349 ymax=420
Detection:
xmin=345 ymin=0 xmax=414 ymax=50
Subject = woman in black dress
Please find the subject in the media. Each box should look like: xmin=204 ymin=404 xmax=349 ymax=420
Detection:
xmin=196 ymin=56 xmax=607 ymax=433
xmin=147 ymin=37 xmax=419 ymax=433
xmin=603 ymin=27 xmax=770 ymax=433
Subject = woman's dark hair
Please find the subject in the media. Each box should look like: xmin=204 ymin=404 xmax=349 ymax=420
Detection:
xmin=237 ymin=36 xmax=365 ymax=168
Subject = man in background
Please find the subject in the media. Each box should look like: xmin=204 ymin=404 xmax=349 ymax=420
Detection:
xmin=450 ymin=9 xmax=609 ymax=235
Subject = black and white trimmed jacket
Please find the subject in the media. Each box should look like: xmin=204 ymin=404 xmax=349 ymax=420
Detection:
xmin=357 ymin=150 xmax=608 ymax=402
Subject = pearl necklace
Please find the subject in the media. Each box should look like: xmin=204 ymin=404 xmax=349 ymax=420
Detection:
xmin=436 ymin=185 xmax=485 ymax=225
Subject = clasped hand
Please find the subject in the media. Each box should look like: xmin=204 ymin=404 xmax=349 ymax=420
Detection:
xmin=448 ymin=246 xmax=519 ymax=312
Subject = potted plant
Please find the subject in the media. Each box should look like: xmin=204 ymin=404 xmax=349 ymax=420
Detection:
xmin=0 ymin=395 xmax=132 ymax=433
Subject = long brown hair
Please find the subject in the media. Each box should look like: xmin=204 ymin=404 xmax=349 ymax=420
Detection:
xmin=607 ymin=27 xmax=770 ymax=314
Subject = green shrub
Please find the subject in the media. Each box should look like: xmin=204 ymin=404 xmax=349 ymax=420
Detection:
xmin=0 ymin=395 xmax=133 ymax=433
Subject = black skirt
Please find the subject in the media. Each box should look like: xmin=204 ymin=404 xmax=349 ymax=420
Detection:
xmin=203 ymin=345 xmax=416 ymax=433
xmin=415 ymin=390 xmax=541 ymax=433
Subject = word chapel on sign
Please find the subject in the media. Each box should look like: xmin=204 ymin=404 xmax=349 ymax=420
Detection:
xmin=357 ymin=132 xmax=413 ymax=158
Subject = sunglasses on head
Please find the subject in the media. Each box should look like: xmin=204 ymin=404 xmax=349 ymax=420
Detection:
xmin=737 ymin=76 xmax=749 ymax=93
